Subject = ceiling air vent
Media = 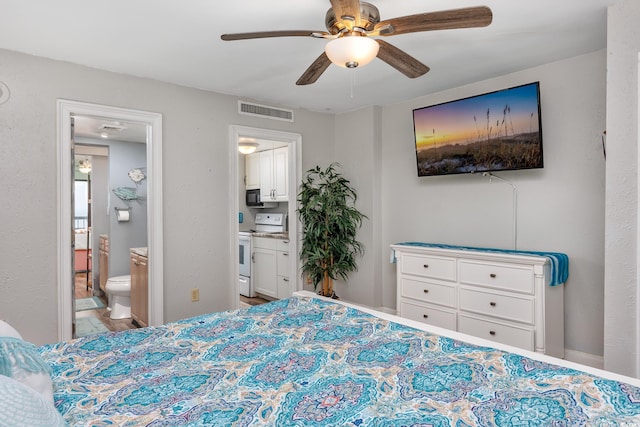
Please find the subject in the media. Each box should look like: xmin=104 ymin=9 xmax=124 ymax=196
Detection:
xmin=238 ymin=101 xmax=294 ymax=122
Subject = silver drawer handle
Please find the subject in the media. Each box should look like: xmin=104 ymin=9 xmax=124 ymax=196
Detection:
xmin=283 ymin=240 xmax=289 ymax=244
xmin=282 ymin=252 xmax=289 ymax=256
xmin=423 ymin=289 xmax=429 ymax=294
xmin=423 ymin=314 xmax=429 ymax=319
xmin=489 ymin=331 xmax=496 ymax=336
xmin=283 ymin=277 xmax=289 ymax=282
xmin=490 ymin=273 xmax=497 ymax=278
xmin=489 ymin=302 xmax=496 ymax=307
xmin=423 ymin=264 xmax=429 ymax=268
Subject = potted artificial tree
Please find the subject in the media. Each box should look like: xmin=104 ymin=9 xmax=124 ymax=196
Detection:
xmin=297 ymin=163 xmax=367 ymax=298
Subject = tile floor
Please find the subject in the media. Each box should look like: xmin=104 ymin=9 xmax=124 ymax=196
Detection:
xmin=74 ymin=273 xmax=137 ymax=336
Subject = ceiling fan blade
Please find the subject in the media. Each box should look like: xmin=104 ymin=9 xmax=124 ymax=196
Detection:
xmin=374 ymin=6 xmax=492 ymax=36
xmin=296 ymin=52 xmax=332 ymax=85
xmin=376 ymin=40 xmax=429 ymax=78
xmin=221 ymin=30 xmax=329 ymax=41
xmin=329 ymin=0 xmax=362 ymax=29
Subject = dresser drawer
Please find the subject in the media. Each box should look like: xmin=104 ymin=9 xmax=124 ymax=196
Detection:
xmin=401 ymin=278 xmax=456 ymax=308
xmin=401 ymin=301 xmax=457 ymax=330
xmin=459 ymin=260 xmax=534 ymax=294
xmin=401 ymin=254 xmax=456 ymax=282
xmin=458 ymin=314 xmax=534 ymax=351
xmin=459 ymin=288 xmax=534 ymax=324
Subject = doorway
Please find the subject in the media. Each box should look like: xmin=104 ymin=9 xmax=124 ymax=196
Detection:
xmin=57 ymin=100 xmax=163 ymax=341
xmin=229 ymin=125 xmax=302 ymax=308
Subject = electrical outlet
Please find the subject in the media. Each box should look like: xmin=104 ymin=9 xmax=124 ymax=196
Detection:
xmin=191 ymin=288 xmax=199 ymax=302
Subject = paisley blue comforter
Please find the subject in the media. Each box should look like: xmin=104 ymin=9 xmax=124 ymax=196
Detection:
xmin=40 ymin=296 xmax=640 ymax=426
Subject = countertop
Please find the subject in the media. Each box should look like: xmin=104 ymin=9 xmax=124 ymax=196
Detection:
xmin=241 ymin=231 xmax=289 ymax=240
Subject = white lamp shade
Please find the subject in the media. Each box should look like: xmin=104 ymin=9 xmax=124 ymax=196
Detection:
xmin=325 ymin=36 xmax=380 ymax=68
xmin=78 ymin=160 xmax=92 ymax=174
xmin=238 ymin=142 xmax=259 ymax=155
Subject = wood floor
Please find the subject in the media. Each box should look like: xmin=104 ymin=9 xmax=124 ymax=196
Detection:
xmin=239 ymin=294 xmax=270 ymax=306
xmin=74 ymin=273 xmax=137 ymax=335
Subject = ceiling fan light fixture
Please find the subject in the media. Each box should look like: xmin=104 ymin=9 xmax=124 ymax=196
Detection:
xmin=325 ymin=35 xmax=379 ymax=69
xmin=238 ymin=142 xmax=259 ymax=155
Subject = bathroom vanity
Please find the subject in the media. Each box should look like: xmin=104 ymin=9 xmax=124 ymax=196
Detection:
xmin=130 ymin=247 xmax=148 ymax=328
xmin=98 ymin=235 xmax=109 ymax=293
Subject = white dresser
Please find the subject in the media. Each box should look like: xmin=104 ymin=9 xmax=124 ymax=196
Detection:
xmin=391 ymin=244 xmax=565 ymax=358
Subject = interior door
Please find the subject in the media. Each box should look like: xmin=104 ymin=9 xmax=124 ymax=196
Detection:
xmin=70 ymin=116 xmax=77 ymax=335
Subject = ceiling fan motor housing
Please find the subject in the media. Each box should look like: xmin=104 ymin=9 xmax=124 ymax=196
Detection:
xmin=325 ymin=2 xmax=380 ymax=34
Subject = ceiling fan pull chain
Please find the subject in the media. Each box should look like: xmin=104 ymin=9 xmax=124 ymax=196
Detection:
xmin=349 ymin=69 xmax=356 ymax=99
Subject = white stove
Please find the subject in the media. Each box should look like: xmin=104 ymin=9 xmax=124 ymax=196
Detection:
xmin=238 ymin=213 xmax=287 ymax=298
xmin=253 ymin=213 xmax=287 ymax=234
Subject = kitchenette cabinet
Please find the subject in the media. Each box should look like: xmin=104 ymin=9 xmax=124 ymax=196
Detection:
xmin=244 ymin=152 xmax=260 ymax=190
xmin=253 ymin=236 xmax=291 ymax=299
xmin=130 ymin=249 xmax=148 ymax=328
xmin=259 ymin=147 xmax=288 ymax=202
xmin=253 ymin=237 xmax=278 ymax=298
xmin=276 ymin=238 xmax=291 ymax=299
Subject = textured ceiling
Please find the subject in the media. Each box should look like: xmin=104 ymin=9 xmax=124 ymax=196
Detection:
xmin=0 ymin=0 xmax=617 ymax=113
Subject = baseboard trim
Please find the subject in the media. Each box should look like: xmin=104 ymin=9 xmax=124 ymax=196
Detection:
xmin=376 ymin=306 xmax=397 ymax=315
xmin=564 ymin=349 xmax=604 ymax=369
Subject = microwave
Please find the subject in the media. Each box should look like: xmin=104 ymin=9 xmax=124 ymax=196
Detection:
xmin=246 ymin=189 xmax=276 ymax=208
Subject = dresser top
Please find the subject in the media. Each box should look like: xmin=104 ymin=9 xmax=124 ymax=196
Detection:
xmin=391 ymin=242 xmax=568 ymax=287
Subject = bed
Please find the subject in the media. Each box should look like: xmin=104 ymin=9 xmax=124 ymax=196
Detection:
xmin=24 ymin=292 xmax=640 ymax=425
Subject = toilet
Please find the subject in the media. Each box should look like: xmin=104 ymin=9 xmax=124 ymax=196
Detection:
xmin=105 ymin=275 xmax=131 ymax=319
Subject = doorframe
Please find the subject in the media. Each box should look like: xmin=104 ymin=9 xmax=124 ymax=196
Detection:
xmin=229 ymin=125 xmax=302 ymax=306
xmin=57 ymin=100 xmax=163 ymax=341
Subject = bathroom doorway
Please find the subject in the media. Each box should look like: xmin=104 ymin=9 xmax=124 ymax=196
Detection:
xmin=57 ymin=100 xmax=163 ymax=341
xmin=73 ymin=136 xmax=147 ymax=337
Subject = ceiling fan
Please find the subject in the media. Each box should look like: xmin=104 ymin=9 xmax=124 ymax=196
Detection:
xmin=221 ymin=0 xmax=492 ymax=85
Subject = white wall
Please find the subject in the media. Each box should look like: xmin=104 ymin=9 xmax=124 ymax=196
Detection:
xmin=375 ymin=51 xmax=607 ymax=357
xmin=604 ymin=0 xmax=640 ymax=377
xmin=332 ymin=106 xmax=383 ymax=308
xmin=0 ymin=44 xmax=616 ymax=364
xmin=0 ymin=48 xmax=334 ymax=344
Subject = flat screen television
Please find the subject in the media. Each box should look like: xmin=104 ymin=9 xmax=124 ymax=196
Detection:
xmin=413 ymin=82 xmax=543 ymax=177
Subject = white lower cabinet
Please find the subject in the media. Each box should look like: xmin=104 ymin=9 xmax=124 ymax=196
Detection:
xmin=253 ymin=243 xmax=277 ymax=298
xmin=253 ymin=236 xmax=291 ymax=299
xmin=392 ymin=244 xmax=565 ymax=357
xmin=276 ymin=239 xmax=291 ymax=299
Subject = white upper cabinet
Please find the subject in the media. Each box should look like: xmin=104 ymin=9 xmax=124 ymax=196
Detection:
xmin=259 ymin=147 xmax=288 ymax=202
xmin=244 ymin=152 xmax=260 ymax=190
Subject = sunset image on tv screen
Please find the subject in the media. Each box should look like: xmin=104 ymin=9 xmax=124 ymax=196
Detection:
xmin=413 ymin=82 xmax=543 ymax=177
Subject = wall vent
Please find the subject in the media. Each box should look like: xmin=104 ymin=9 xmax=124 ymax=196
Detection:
xmin=238 ymin=101 xmax=294 ymax=122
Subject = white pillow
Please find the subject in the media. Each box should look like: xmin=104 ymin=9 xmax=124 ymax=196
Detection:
xmin=0 ymin=337 xmax=54 ymax=405
xmin=0 ymin=374 xmax=65 ymax=427
xmin=0 ymin=320 xmax=22 ymax=340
